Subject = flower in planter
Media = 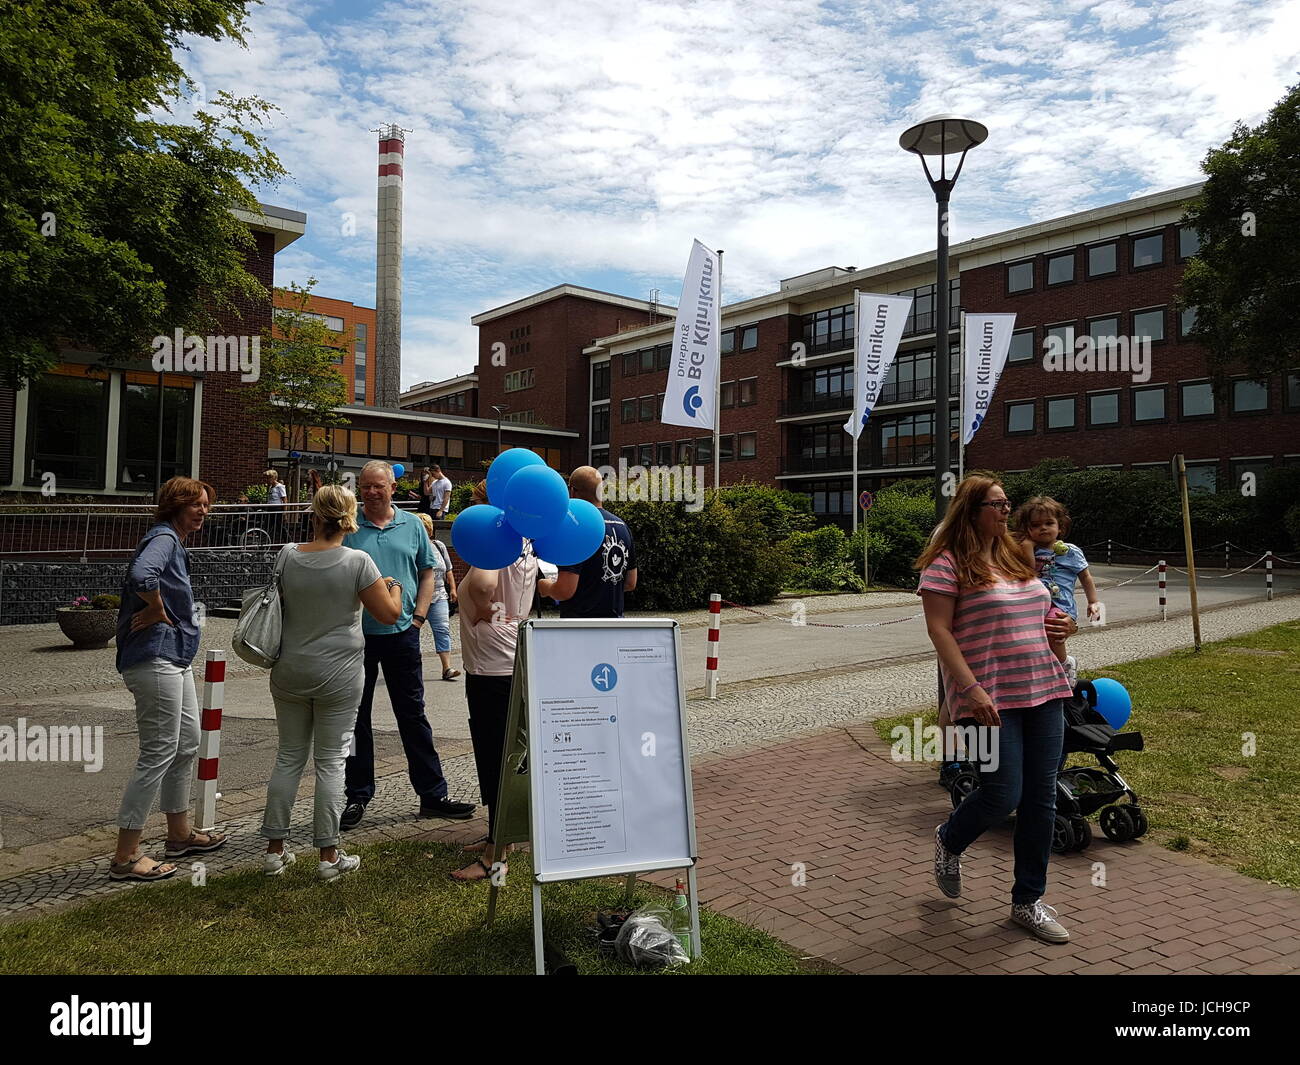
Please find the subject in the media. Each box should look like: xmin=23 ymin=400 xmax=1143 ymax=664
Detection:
xmin=66 ymin=594 xmax=120 ymax=611
xmin=70 ymin=596 xmax=92 ymax=609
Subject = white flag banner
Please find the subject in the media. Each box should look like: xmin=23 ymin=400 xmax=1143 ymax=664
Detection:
xmin=662 ymin=239 xmax=720 ymax=430
xmin=961 ymin=313 xmax=1017 ymax=445
xmin=843 ymin=292 xmax=913 ymax=439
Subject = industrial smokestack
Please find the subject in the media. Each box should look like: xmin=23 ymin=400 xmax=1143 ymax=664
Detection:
xmin=374 ymin=124 xmax=406 ymax=408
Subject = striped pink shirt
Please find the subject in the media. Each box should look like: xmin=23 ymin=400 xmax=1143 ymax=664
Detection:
xmin=917 ymin=549 xmax=1073 ymax=713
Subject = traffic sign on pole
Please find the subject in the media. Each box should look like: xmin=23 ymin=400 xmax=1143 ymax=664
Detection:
xmin=859 ymin=490 xmax=874 ymax=512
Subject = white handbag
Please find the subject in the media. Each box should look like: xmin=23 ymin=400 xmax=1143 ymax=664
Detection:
xmin=232 ymin=544 xmax=293 ymax=668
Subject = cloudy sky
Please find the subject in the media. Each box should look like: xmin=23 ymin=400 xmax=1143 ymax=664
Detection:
xmin=176 ymin=0 xmax=1299 ymax=388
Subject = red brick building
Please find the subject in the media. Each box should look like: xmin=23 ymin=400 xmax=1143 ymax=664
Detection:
xmin=1 ymin=203 xmax=306 ymax=503
xmin=271 ymin=291 xmax=377 ymax=405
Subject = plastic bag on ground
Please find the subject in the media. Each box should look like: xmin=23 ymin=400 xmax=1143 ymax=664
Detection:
xmin=614 ymin=903 xmax=690 ymax=968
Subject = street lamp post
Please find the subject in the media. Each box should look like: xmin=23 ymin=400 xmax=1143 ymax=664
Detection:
xmin=899 ymin=114 xmax=987 ymax=520
xmin=491 ymin=404 xmax=509 ymax=454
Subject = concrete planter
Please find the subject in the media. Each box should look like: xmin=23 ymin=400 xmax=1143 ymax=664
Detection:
xmin=55 ymin=608 xmax=117 ymax=649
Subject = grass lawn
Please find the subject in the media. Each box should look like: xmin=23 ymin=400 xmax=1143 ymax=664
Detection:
xmin=0 ymin=840 xmax=815 ymax=975
xmin=875 ymin=619 xmax=1300 ymax=890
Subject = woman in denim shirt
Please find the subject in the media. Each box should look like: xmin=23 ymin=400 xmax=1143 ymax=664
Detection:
xmin=109 ymin=477 xmax=228 ymax=880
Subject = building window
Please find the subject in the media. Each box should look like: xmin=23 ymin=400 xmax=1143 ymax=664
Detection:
xmin=348 ymin=430 xmax=369 ymax=454
xmin=621 ymin=399 xmax=636 ymax=423
xmin=718 ymin=434 xmax=735 ymax=462
xmin=1006 ymin=400 xmax=1035 ymax=434
xmin=1130 ymin=232 xmax=1164 ymax=269
xmin=26 ymin=371 xmax=110 ymax=488
xmin=740 ymin=325 xmax=758 ymax=351
xmin=1046 ymin=396 xmax=1076 ymax=431
xmin=591 ymin=447 xmax=609 ymax=468
xmin=654 ymin=344 xmax=671 ymax=371
xmin=1185 ymin=461 xmax=1218 ymax=493
xmin=1179 ymin=306 xmax=1198 ymax=338
xmin=1287 ymin=371 xmax=1300 ymax=411
xmin=805 ymin=479 xmax=851 ymax=517
xmin=1232 ymin=378 xmax=1269 ymax=413
xmin=720 ymin=380 xmax=736 ymax=409
xmin=1230 ymin=458 xmax=1273 ymax=492
xmin=591 ymin=406 xmax=610 ymax=445
xmin=354 ymin=323 xmax=367 ymax=403
xmin=370 ymin=431 xmax=389 ymax=455
xmin=801 ymin=303 xmax=855 ymax=352
xmin=1008 ymin=329 xmax=1036 ymax=363
xmin=116 ymin=380 xmax=195 ymax=489
xmin=656 ymin=441 xmax=672 ymax=465
xmin=1046 ymin=251 xmax=1075 ymax=285
xmin=1007 ymin=260 xmax=1034 ymax=293
xmin=796 ymin=421 xmax=854 ymax=462
xmin=799 ymin=362 xmax=853 ymax=406
xmin=1044 ymin=324 xmax=1075 ymax=362
xmin=620 ymin=445 xmax=636 ymax=464
xmin=1088 ymin=316 xmax=1120 ymax=346
xmin=738 ymin=431 xmax=757 ymax=459
xmin=676 ymin=439 xmax=692 ymax=464
xmin=1088 ymin=391 xmax=1120 ymax=427
xmin=879 ymin=412 xmax=935 ymax=466
xmin=622 ymin=352 xmax=637 ymax=377
xmin=1087 ymin=242 xmax=1118 ymax=278
xmin=637 ymin=444 xmax=653 ymax=466
xmin=639 ymin=395 xmax=655 ymax=421
xmin=1132 ymin=385 xmax=1166 ymax=423
xmin=738 ymin=377 xmax=757 ymax=405
xmin=1132 ymin=308 xmax=1165 ymax=343
xmin=721 ymin=329 xmax=736 ymax=355
xmin=1178 ymin=226 xmax=1201 ymax=261
xmin=1180 ymin=380 xmax=1215 ymax=419
xmin=592 ymin=360 xmax=610 ymax=401
xmin=696 ymin=436 xmax=712 ymax=464
xmin=504 ymin=368 xmax=535 ymax=392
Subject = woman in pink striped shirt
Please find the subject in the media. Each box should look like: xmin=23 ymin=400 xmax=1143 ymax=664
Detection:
xmin=916 ymin=474 xmax=1077 ymax=944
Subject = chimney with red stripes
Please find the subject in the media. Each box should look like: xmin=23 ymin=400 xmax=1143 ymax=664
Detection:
xmin=375 ymin=124 xmax=406 ymax=408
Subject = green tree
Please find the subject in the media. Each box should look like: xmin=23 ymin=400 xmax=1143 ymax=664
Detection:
xmin=0 ymin=0 xmax=285 ymax=388
xmin=1180 ymin=81 xmax=1300 ymax=383
xmin=248 ymin=280 xmax=350 ymax=501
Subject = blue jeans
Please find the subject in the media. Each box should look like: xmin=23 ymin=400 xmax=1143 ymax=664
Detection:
xmin=345 ymin=627 xmax=449 ymax=805
xmin=426 ymin=598 xmax=452 ymax=654
xmin=940 ymin=700 xmax=1065 ymax=905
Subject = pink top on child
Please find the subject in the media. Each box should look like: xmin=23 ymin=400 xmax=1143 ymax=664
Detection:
xmin=917 ymin=549 xmax=1073 ymax=713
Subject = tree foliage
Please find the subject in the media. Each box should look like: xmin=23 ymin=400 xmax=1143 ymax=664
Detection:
xmin=0 ymin=0 xmax=285 ymax=388
xmin=1180 ymin=80 xmax=1300 ymax=383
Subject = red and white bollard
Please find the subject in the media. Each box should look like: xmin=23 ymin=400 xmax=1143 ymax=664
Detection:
xmin=196 ymin=650 xmax=225 ymax=832
xmin=1266 ymin=551 xmax=1274 ymax=602
xmin=1158 ymin=560 xmax=1167 ymax=621
xmin=706 ymin=593 xmax=721 ymax=700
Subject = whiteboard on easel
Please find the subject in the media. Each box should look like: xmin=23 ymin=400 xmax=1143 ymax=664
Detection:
xmin=523 ymin=619 xmax=696 ymax=883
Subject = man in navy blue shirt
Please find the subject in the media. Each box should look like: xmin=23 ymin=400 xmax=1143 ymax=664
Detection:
xmin=545 ymin=467 xmax=637 ymax=618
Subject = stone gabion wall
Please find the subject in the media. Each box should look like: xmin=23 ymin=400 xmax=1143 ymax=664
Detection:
xmin=0 ymin=549 xmax=278 ymax=626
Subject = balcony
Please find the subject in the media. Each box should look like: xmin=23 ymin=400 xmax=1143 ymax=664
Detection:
xmin=780 ymin=393 xmax=853 ymax=417
xmin=781 ymin=453 xmax=856 ymax=474
xmin=879 ymin=374 xmax=960 ymax=405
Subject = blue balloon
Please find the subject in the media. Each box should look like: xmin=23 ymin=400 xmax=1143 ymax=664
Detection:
xmin=532 ymin=499 xmax=606 ymax=566
xmin=501 ymin=465 xmax=569 ymax=538
xmin=450 ymin=505 xmax=524 ymax=570
xmin=1091 ymin=678 xmax=1132 ymax=730
xmin=486 ymin=448 xmax=545 ymax=506
xmin=392 ymin=463 xmax=405 ymax=479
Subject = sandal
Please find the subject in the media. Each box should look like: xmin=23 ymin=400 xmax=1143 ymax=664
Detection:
xmin=164 ymin=830 xmax=228 ymax=859
xmin=442 ymin=668 xmax=461 ymax=681
xmin=449 ymin=859 xmax=505 ymax=883
xmin=109 ymin=854 xmax=177 ymax=882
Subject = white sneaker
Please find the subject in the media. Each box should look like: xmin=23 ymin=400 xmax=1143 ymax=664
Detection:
xmin=1011 ymin=899 xmax=1070 ymax=943
xmin=1064 ymin=655 xmax=1078 ymax=686
xmin=263 ymin=849 xmax=296 ymax=877
xmin=318 ymin=849 xmax=361 ymax=881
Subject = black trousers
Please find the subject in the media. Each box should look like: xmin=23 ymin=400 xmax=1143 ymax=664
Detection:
xmin=465 ymin=673 xmax=513 ymax=839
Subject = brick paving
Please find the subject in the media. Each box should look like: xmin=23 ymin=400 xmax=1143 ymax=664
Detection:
xmin=640 ymin=723 xmax=1300 ymax=975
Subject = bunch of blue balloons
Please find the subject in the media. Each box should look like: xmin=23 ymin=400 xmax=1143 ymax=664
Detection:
xmin=451 ymin=449 xmax=605 ymax=569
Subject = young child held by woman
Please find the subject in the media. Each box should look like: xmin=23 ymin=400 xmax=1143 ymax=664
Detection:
xmin=1011 ymin=496 xmax=1101 ymax=686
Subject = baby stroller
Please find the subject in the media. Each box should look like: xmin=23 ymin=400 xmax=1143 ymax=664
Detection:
xmin=940 ymin=680 xmax=1148 ymax=853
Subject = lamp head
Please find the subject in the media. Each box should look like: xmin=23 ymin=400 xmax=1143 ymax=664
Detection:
xmin=899 ymin=114 xmax=988 ymax=156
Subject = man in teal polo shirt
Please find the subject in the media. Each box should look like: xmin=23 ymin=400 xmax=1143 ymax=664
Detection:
xmin=340 ymin=460 xmax=475 ymax=829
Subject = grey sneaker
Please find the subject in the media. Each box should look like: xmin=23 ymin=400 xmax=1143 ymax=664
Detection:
xmin=933 ymin=825 xmax=962 ymax=898
xmin=1064 ymin=655 xmax=1078 ymax=686
xmin=1011 ymin=899 xmax=1070 ymax=943
xmin=318 ymin=849 xmax=361 ymax=882
xmin=263 ymin=848 xmax=296 ymax=877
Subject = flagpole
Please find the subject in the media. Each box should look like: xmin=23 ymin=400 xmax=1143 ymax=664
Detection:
xmin=958 ymin=309 xmax=966 ymax=482
xmin=714 ymin=249 xmax=723 ymax=495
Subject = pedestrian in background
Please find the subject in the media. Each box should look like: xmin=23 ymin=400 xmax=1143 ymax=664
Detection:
xmin=430 ymin=464 xmax=453 ymax=519
xmin=340 ymin=460 xmax=475 ymax=831
xmin=542 ymin=465 xmax=637 ymax=618
xmin=416 ymin=511 xmax=461 ymax=682
xmin=109 ymin=477 xmax=227 ymax=880
xmin=265 ymin=468 xmax=287 ymax=544
xmin=260 ymin=484 xmax=403 ymax=881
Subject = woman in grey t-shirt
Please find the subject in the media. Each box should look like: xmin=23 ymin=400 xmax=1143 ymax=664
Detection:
xmin=260 ymin=484 xmax=402 ymax=881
